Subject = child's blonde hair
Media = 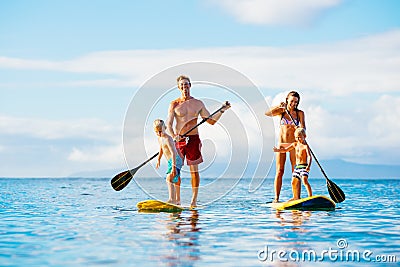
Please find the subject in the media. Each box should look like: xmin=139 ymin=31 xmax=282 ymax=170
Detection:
xmin=153 ymin=119 xmax=165 ymax=130
xmin=295 ymin=127 xmax=306 ymax=138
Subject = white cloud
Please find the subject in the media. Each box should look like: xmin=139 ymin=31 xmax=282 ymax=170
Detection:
xmin=270 ymin=93 xmax=400 ymax=165
xmin=207 ymin=0 xmax=341 ymax=26
xmin=1 ymin=30 xmax=399 ymax=173
xmin=0 ymin=114 xmax=125 ymax=176
xmin=262 ymin=84 xmax=400 ymax=164
xmin=0 ymin=114 xmax=120 ymax=141
xmin=0 ymin=79 xmax=136 ymax=89
xmin=369 ymin=94 xmax=400 ymax=145
xmin=1 ymin=30 xmax=399 ymax=95
xmin=68 ymin=144 xmax=124 ymax=165
xmin=0 ymin=57 xmax=57 ymax=70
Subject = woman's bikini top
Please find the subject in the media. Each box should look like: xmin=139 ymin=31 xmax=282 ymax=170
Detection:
xmin=280 ymin=111 xmax=299 ymax=126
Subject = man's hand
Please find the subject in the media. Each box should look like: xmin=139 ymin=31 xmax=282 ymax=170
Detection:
xmin=221 ymin=101 xmax=231 ymax=113
xmin=173 ymin=134 xmax=183 ymax=142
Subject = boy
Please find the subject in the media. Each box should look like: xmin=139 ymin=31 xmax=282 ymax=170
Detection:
xmin=154 ymin=119 xmax=183 ymax=205
xmin=273 ymin=127 xmax=312 ymax=201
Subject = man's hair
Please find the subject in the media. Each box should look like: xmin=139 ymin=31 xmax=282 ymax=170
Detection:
xmin=177 ymin=75 xmax=191 ymax=84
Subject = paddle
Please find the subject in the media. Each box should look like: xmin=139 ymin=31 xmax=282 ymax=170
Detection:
xmin=111 ymin=101 xmax=230 ymax=191
xmin=285 ymin=109 xmax=345 ymax=203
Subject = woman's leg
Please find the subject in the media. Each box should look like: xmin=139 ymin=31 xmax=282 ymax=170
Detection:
xmin=274 ymin=152 xmax=286 ymax=202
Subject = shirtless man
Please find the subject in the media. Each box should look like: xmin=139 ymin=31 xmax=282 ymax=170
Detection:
xmin=166 ymin=75 xmax=230 ymax=207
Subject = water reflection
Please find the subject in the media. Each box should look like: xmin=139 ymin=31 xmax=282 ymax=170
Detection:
xmin=162 ymin=210 xmax=201 ymax=266
xmin=266 ymin=210 xmax=315 ymax=264
xmin=275 ymin=210 xmax=312 ymax=230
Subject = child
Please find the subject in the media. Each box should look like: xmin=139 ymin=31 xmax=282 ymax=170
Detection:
xmin=154 ymin=119 xmax=183 ymax=205
xmin=273 ymin=127 xmax=312 ymax=201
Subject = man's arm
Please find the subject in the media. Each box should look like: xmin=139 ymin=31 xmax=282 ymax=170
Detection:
xmin=166 ymin=137 xmax=177 ymax=176
xmin=200 ymin=101 xmax=230 ymax=125
xmin=166 ymin=101 xmax=177 ymax=138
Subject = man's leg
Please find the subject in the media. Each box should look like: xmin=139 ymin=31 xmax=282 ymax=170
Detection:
xmin=189 ymin=164 xmax=199 ymax=207
xmin=175 ymin=180 xmax=181 ymax=205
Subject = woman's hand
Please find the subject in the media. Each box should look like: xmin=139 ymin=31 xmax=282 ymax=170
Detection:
xmin=279 ymin=102 xmax=287 ymax=112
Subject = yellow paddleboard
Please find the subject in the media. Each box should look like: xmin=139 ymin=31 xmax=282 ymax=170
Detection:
xmin=270 ymin=195 xmax=335 ymax=211
xmin=137 ymin=200 xmax=185 ymax=213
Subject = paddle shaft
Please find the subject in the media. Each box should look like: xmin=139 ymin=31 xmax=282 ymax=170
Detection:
xmin=178 ymin=101 xmax=229 ymax=139
xmin=136 ymin=101 xmax=229 ymax=168
xmin=284 ymin=108 xmax=345 ymax=202
xmin=111 ymin=102 xmax=230 ymax=191
xmin=284 ymin=108 xmax=329 ymax=179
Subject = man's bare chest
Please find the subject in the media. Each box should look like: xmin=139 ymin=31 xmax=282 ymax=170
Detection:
xmin=175 ymin=102 xmax=199 ymax=118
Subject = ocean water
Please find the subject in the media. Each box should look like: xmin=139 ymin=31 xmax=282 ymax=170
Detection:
xmin=0 ymin=177 xmax=399 ymax=266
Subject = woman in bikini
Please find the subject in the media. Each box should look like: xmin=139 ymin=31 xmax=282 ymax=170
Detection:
xmin=265 ymin=91 xmax=306 ymax=203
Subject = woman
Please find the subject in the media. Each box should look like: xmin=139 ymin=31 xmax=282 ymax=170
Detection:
xmin=265 ymin=91 xmax=306 ymax=203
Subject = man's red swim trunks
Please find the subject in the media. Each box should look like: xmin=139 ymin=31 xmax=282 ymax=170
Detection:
xmin=176 ymin=134 xmax=203 ymax=165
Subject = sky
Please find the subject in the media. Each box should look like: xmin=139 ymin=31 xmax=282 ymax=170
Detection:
xmin=1 ymin=0 xmax=400 ymax=178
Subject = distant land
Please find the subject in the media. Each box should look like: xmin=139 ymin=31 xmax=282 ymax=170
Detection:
xmin=69 ymin=159 xmax=400 ymax=179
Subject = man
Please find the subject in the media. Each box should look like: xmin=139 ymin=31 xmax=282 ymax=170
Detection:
xmin=166 ymin=75 xmax=230 ymax=207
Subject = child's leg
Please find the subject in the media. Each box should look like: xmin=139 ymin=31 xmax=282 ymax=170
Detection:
xmin=166 ymin=174 xmax=176 ymax=204
xmin=290 ymin=177 xmax=301 ymax=201
xmin=174 ymin=159 xmax=182 ymax=205
xmin=171 ymin=183 xmax=176 ymax=204
xmin=302 ymin=175 xmax=312 ymax=197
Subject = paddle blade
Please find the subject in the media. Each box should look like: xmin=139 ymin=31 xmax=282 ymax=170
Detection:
xmin=326 ymin=179 xmax=345 ymax=203
xmin=111 ymin=168 xmax=138 ymax=191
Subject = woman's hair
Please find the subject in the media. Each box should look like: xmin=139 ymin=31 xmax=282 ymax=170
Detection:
xmin=286 ymin=91 xmax=300 ymax=110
